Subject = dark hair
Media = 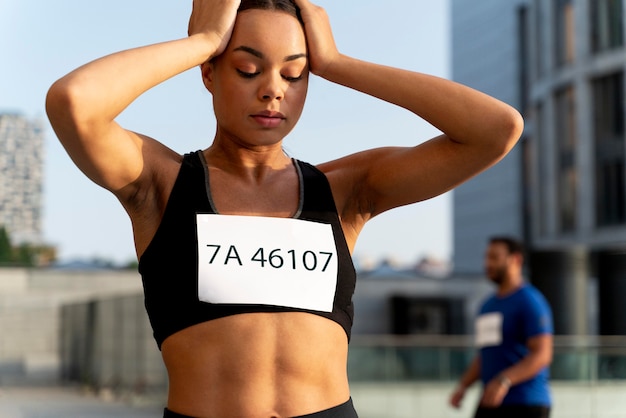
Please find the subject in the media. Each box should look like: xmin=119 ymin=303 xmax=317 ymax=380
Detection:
xmin=489 ymin=236 xmax=524 ymax=256
xmin=238 ymin=0 xmax=303 ymax=25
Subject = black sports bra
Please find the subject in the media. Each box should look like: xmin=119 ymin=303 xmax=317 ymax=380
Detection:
xmin=138 ymin=151 xmax=356 ymax=349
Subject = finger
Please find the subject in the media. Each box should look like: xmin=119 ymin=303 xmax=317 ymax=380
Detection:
xmin=292 ymin=0 xmax=317 ymax=15
xmin=292 ymin=0 xmax=310 ymax=7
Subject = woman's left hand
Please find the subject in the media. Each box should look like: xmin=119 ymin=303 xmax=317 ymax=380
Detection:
xmin=293 ymin=0 xmax=340 ymax=77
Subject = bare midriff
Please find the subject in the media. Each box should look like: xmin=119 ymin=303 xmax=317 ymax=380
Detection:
xmin=161 ymin=312 xmax=350 ymax=418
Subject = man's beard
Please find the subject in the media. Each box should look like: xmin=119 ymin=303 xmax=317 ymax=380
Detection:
xmin=488 ymin=266 xmax=506 ymax=285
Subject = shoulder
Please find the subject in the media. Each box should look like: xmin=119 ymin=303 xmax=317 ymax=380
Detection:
xmin=519 ymin=285 xmax=551 ymax=311
xmin=517 ymin=285 xmax=553 ymax=332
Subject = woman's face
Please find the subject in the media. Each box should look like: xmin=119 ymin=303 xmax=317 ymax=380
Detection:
xmin=203 ymin=9 xmax=309 ymax=148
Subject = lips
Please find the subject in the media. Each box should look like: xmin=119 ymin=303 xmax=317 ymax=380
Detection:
xmin=251 ymin=110 xmax=285 ymax=128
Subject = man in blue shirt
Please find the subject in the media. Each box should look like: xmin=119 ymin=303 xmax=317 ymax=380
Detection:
xmin=449 ymin=236 xmax=553 ymax=417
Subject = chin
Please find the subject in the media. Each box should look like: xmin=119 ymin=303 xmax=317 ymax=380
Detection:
xmin=487 ymin=275 xmax=502 ymax=285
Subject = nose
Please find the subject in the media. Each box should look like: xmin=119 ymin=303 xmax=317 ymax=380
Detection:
xmin=259 ymin=72 xmax=284 ymax=102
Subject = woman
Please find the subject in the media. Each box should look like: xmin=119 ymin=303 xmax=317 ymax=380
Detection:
xmin=46 ymin=0 xmax=523 ymax=416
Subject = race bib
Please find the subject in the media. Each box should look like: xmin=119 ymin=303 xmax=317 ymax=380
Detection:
xmin=196 ymin=214 xmax=338 ymax=312
xmin=475 ymin=312 xmax=503 ymax=347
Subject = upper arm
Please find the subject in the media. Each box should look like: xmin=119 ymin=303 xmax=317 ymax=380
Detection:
xmin=321 ymin=132 xmax=512 ymax=221
xmin=526 ymin=334 xmax=553 ymax=366
xmin=524 ymin=292 xmax=554 ymax=365
xmin=46 ymin=80 xmax=148 ymax=196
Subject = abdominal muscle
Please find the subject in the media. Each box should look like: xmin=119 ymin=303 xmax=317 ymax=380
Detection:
xmin=161 ymin=312 xmax=351 ymax=418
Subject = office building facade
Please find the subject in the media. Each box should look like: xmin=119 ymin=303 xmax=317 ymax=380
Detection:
xmin=452 ymin=0 xmax=626 ymax=335
xmin=451 ymin=0 xmax=626 ymax=275
xmin=451 ymin=0 xmax=528 ymax=274
xmin=0 ymin=113 xmax=44 ymax=245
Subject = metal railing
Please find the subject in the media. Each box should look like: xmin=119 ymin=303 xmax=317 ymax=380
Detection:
xmin=348 ymin=335 xmax=626 ymax=382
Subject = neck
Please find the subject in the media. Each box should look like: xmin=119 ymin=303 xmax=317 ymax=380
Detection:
xmin=497 ymin=273 xmax=523 ymax=296
xmin=205 ymin=137 xmax=292 ymax=181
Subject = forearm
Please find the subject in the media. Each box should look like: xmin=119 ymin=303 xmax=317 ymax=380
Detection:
xmin=320 ymin=54 xmax=522 ymax=150
xmin=458 ymin=355 xmax=481 ymax=389
xmin=499 ymin=352 xmax=551 ymax=386
xmin=449 ymin=355 xmax=480 ymax=408
xmin=47 ymin=34 xmax=215 ymax=129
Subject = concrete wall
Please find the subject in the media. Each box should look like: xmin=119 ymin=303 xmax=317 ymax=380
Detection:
xmin=0 ymin=268 xmax=147 ymax=385
xmin=60 ymin=295 xmax=167 ymax=394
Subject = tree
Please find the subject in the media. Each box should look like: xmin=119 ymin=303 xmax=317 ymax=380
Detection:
xmin=15 ymin=243 xmax=35 ymax=267
xmin=0 ymin=226 xmax=12 ymax=263
xmin=0 ymin=226 xmax=57 ymax=267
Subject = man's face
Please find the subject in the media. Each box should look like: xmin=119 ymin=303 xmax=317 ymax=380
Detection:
xmin=484 ymin=242 xmax=511 ymax=285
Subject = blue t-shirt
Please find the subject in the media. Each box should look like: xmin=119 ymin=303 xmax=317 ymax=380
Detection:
xmin=476 ymin=284 xmax=553 ymax=406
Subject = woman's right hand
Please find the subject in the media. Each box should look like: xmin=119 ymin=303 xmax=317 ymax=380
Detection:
xmin=188 ymin=0 xmax=241 ymax=60
xmin=47 ymin=0 xmax=242 ymax=196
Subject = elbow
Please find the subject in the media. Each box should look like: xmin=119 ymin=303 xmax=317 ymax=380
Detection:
xmin=494 ymin=106 xmax=525 ymax=158
xmin=458 ymin=104 xmax=525 ymax=167
xmin=535 ymin=341 xmax=554 ymax=371
xmin=538 ymin=351 xmax=552 ymax=371
xmin=46 ymin=76 xmax=95 ymax=143
xmin=544 ymin=345 xmax=554 ymax=368
xmin=46 ymin=78 xmax=75 ymax=132
xmin=506 ymin=107 xmax=525 ymax=146
xmin=502 ymin=107 xmax=524 ymax=154
xmin=473 ymin=105 xmax=524 ymax=167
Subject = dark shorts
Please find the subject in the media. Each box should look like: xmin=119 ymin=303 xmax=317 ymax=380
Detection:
xmin=474 ymin=405 xmax=550 ymax=418
xmin=163 ymin=398 xmax=358 ymax=418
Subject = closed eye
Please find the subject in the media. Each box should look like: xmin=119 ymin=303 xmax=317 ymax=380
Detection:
xmin=237 ymin=69 xmax=260 ymax=79
xmin=283 ymin=74 xmax=304 ymax=82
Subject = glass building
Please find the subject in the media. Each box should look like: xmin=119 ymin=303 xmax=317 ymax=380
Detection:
xmin=451 ymin=0 xmax=626 ymax=334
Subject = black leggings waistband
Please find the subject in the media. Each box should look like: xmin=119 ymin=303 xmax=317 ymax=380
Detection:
xmin=163 ymin=398 xmax=358 ymax=418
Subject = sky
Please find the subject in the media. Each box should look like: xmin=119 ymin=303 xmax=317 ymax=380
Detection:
xmin=0 ymin=0 xmax=451 ymax=267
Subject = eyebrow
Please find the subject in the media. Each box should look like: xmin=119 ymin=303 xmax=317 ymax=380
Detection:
xmin=233 ymin=45 xmax=307 ymax=62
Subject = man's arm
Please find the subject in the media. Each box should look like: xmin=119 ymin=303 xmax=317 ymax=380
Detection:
xmin=449 ymin=354 xmax=481 ymax=409
xmin=480 ymin=334 xmax=553 ymax=408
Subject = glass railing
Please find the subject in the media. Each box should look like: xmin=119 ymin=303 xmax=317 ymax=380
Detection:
xmin=348 ymin=335 xmax=626 ymax=382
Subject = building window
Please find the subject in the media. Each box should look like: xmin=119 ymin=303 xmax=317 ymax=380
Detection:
xmin=533 ymin=0 xmax=545 ymax=79
xmin=591 ymin=0 xmax=624 ymax=53
xmin=554 ymin=0 xmax=575 ymax=66
xmin=555 ymin=86 xmax=578 ymax=232
xmin=535 ymin=102 xmax=548 ymax=237
xmin=593 ymin=72 xmax=626 ymax=227
xmin=518 ymin=6 xmax=530 ymax=112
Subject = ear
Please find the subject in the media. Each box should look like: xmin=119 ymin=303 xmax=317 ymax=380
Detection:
xmin=511 ymin=252 xmax=523 ymax=266
xmin=201 ymin=61 xmax=215 ymax=93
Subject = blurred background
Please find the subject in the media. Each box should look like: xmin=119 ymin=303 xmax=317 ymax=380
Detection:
xmin=1 ymin=0 xmax=626 ymax=417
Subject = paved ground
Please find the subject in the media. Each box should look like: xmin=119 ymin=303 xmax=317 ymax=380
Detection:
xmin=0 ymin=386 xmax=166 ymax=418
